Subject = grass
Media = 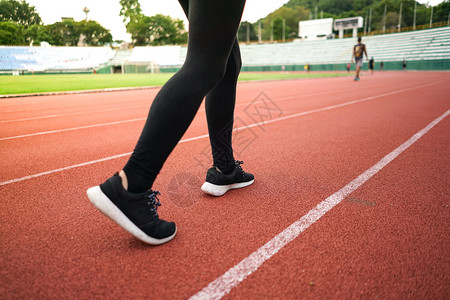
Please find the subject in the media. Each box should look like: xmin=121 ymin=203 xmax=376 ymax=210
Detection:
xmin=0 ymin=72 xmax=351 ymax=95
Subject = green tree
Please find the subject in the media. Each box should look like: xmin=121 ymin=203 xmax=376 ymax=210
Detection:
xmin=385 ymin=11 xmax=400 ymax=30
xmin=120 ymin=0 xmax=187 ymax=46
xmin=320 ymin=0 xmax=353 ymax=15
xmin=146 ymin=14 xmax=187 ymax=45
xmin=281 ymin=0 xmax=446 ymax=35
xmin=0 ymin=0 xmax=41 ymax=27
xmin=262 ymin=5 xmax=310 ymax=40
xmin=238 ymin=21 xmax=257 ymax=42
xmin=79 ymin=20 xmax=113 ymax=46
xmin=126 ymin=17 xmax=150 ymax=45
xmin=284 ymin=0 xmax=319 ymax=10
xmin=0 ymin=21 xmax=25 ymax=44
xmin=434 ymin=0 xmax=450 ymax=23
xmin=45 ymin=20 xmax=113 ymax=46
xmin=119 ymin=0 xmax=143 ymax=23
xmin=128 ymin=14 xmax=187 ymax=46
xmin=25 ymin=23 xmax=51 ymax=45
xmin=47 ymin=20 xmax=80 ymax=46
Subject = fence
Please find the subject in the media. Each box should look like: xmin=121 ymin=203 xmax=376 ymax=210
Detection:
xmin=344 ymin=22 xmax=449 ymax=38
xmin=241 ymin=59 xmax=450 ymax=72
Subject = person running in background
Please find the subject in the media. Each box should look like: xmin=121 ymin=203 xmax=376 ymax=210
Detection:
xmin=369 ymin=57 xmax=374 ymax=75
xmin=346 ymin=62 xmax=351 ymax=73
xmin=352 ymin=37 xmax=368 ymax=81
xmin=304 ymin=63 xmax=310 ymax=72
xmin=87 ymin=0 xmax=254 ymax=246
xmin=402 ymin=59 xmax=407 ymax=71
xmin=380 ymin=61 xmax=384 ymax=71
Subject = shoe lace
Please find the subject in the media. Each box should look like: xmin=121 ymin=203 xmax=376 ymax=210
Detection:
xmin=145 ymin=190 xmax=161 ymax=217
xmin=235 ymin=160 xmax=245 ymax=176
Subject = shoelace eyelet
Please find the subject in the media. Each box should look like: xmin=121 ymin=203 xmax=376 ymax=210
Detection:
xmin=145 ymin=190 xmax=161 ymax=217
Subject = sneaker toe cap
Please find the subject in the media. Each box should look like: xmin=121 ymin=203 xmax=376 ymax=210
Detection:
xmin=244 ymin=172 xmax=254 ymax=182
xmin=140 ymin=220 xmax=176 ymax=240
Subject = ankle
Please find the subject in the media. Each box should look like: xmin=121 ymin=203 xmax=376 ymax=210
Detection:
xmin=119 ymin=170 xmax=128 ymax=190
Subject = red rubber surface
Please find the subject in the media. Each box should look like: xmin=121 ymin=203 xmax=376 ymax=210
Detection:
xmin=1 ymin=72 xmax=449 ymax=299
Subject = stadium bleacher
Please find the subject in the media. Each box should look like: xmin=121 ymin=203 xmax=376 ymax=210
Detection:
xmin=240 ymin=27 xmax=450 ymax=66
xmin=0 ymin=26 xmax=449 ymax=73
xmin=129 ymin=46 xmax=184 ymax=66
xmin=0 ymin=46 xmax=115 ymax=72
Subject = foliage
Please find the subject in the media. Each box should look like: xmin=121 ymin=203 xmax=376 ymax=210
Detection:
xmin=238 ymin=21 xmax=258 ymax=42
xmin=79 ymin=20 xmax=113 ymax=46
xmin=120 ymin=0 xmax=187 ymax=46
xmin=263 ymin=6 xmax=311 ymax=40
xmin=239 ymin=0 xmax=450 ymax=41
xmin=46 ymin=20 xmax=80 ymax=46
xmin=25 ymin=23 xmax=51 ymax=44
xmin=21 ymin=20 xmax=113 ymax=46
xmin=0 ymin=0 xmax=113 ymax=46
xmin=433 ymin=0 xmax=450 ymax=22
xmin=239 ymin=5 xmax=310 ymax=41
xmin=0 ymin=0 xmax=40 ymax=27
xmin=291 ymin=0 xmax=449 ymax=26
xmin=0 ymin=21 xmax=24 ymax=45
xmin=127 ymin=14 xmax=187 ymax=46
xmin=119 ymin=0 xmax=143 ymax=24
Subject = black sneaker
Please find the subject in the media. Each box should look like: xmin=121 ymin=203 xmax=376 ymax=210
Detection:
xmin=201 ymin=160 xmax=254 ymax=196
xmin=87 ymin=173 xmax=176 ymax=245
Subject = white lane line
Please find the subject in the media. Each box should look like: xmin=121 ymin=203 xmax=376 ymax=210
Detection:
xmin=0 ymin=81 xmax=441 ymax=141
xmin=0 ymin=105 xmax=149 ymax=123
xmin=242 ymin=81 xmax=444 ymax=129
xmin=0 ymin=132 xmax=212 ymax=186
xmin=189 ymin=109 xmax=450 ymax=300
xmin=0 ymin=153 xmax=132 ymax=186
xmin=0 ymin=118 xmax=146 ymax=141
xmin=0 ymin=85 xmax=348 ymax=123
xmin=0 ymin=81 xmax=444 ymax=186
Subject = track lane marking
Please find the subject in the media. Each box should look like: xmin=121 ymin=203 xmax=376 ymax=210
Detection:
xmin=0 ymin=76 xmax=353 ymax=113
xmin=189 ymin=109 xmax=449 ymax=300
xmin=0 ymin=133 xmax=212 ymax=186
xmin=0 ymin=105 xmax=149 ymax=123
xmin=0 ymin=85 xmax=359 ymax=123
xmin=0 ymin=118 xmax=146 ymax=141
xmin=0 ymin=80 xmax=446 ymax=185
xmin=0 ymin=153 xmax=132 ymax=186
xmin=0 ymin=81 xmax=443 ymax=141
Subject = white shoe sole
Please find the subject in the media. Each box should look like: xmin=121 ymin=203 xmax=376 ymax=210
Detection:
xmin=87 ymin=186 xmax=176 ymax=245
xmin=201 ymin=179 xmax=254 ymax=197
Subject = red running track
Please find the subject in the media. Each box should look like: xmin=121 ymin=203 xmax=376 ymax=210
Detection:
xmin=1 ymin=72 xmax=449 ymax=299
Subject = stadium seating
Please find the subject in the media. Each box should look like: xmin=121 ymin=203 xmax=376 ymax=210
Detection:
xmin=0 ymin=27 xmax=449 ymax=72
xmin=129 ymin=46 xmax=184 ymax=66
xmin=107 ymin=49 xmax=132 ymax=66
xmin=0 ymin=46 xmax=115 ymax=72
xmin=239 ymin=27 xmax=450 ymax=66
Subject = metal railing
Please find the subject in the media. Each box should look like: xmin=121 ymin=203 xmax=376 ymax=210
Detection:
xmin=344 ymin=22 xmax=449 ymax=38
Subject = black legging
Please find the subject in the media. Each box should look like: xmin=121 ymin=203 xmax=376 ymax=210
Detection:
xmin=123 ymin=0 xmax=246 ymax=193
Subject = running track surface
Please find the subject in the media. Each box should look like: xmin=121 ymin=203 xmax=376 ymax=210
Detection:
xmin=1 ymin=72 xmax=449 ymax=299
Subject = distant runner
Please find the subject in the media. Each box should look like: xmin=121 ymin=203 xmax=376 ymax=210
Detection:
xmin=369 ymin=57 xmax=374 ymax=75
xmin=352 ymin=37 xmax=368 ymax=81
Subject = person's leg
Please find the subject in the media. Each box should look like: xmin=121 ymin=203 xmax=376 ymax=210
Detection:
xmin=355 ymin=59 xmax=362 ymax=80
xmin=200 ymin=40 xmax=255 ymax=197
xmin=178 ymin=0 xmax=241 ymax=174
xmin=123 ymin=0 xmax=246 ymax=193
xmin=205 ymin=40 xmax=241 ymax=174
xmin=178 ymin=0 xmax=254 ymax=197
xmin=87 ymin=0 xmax=246 ymax=244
